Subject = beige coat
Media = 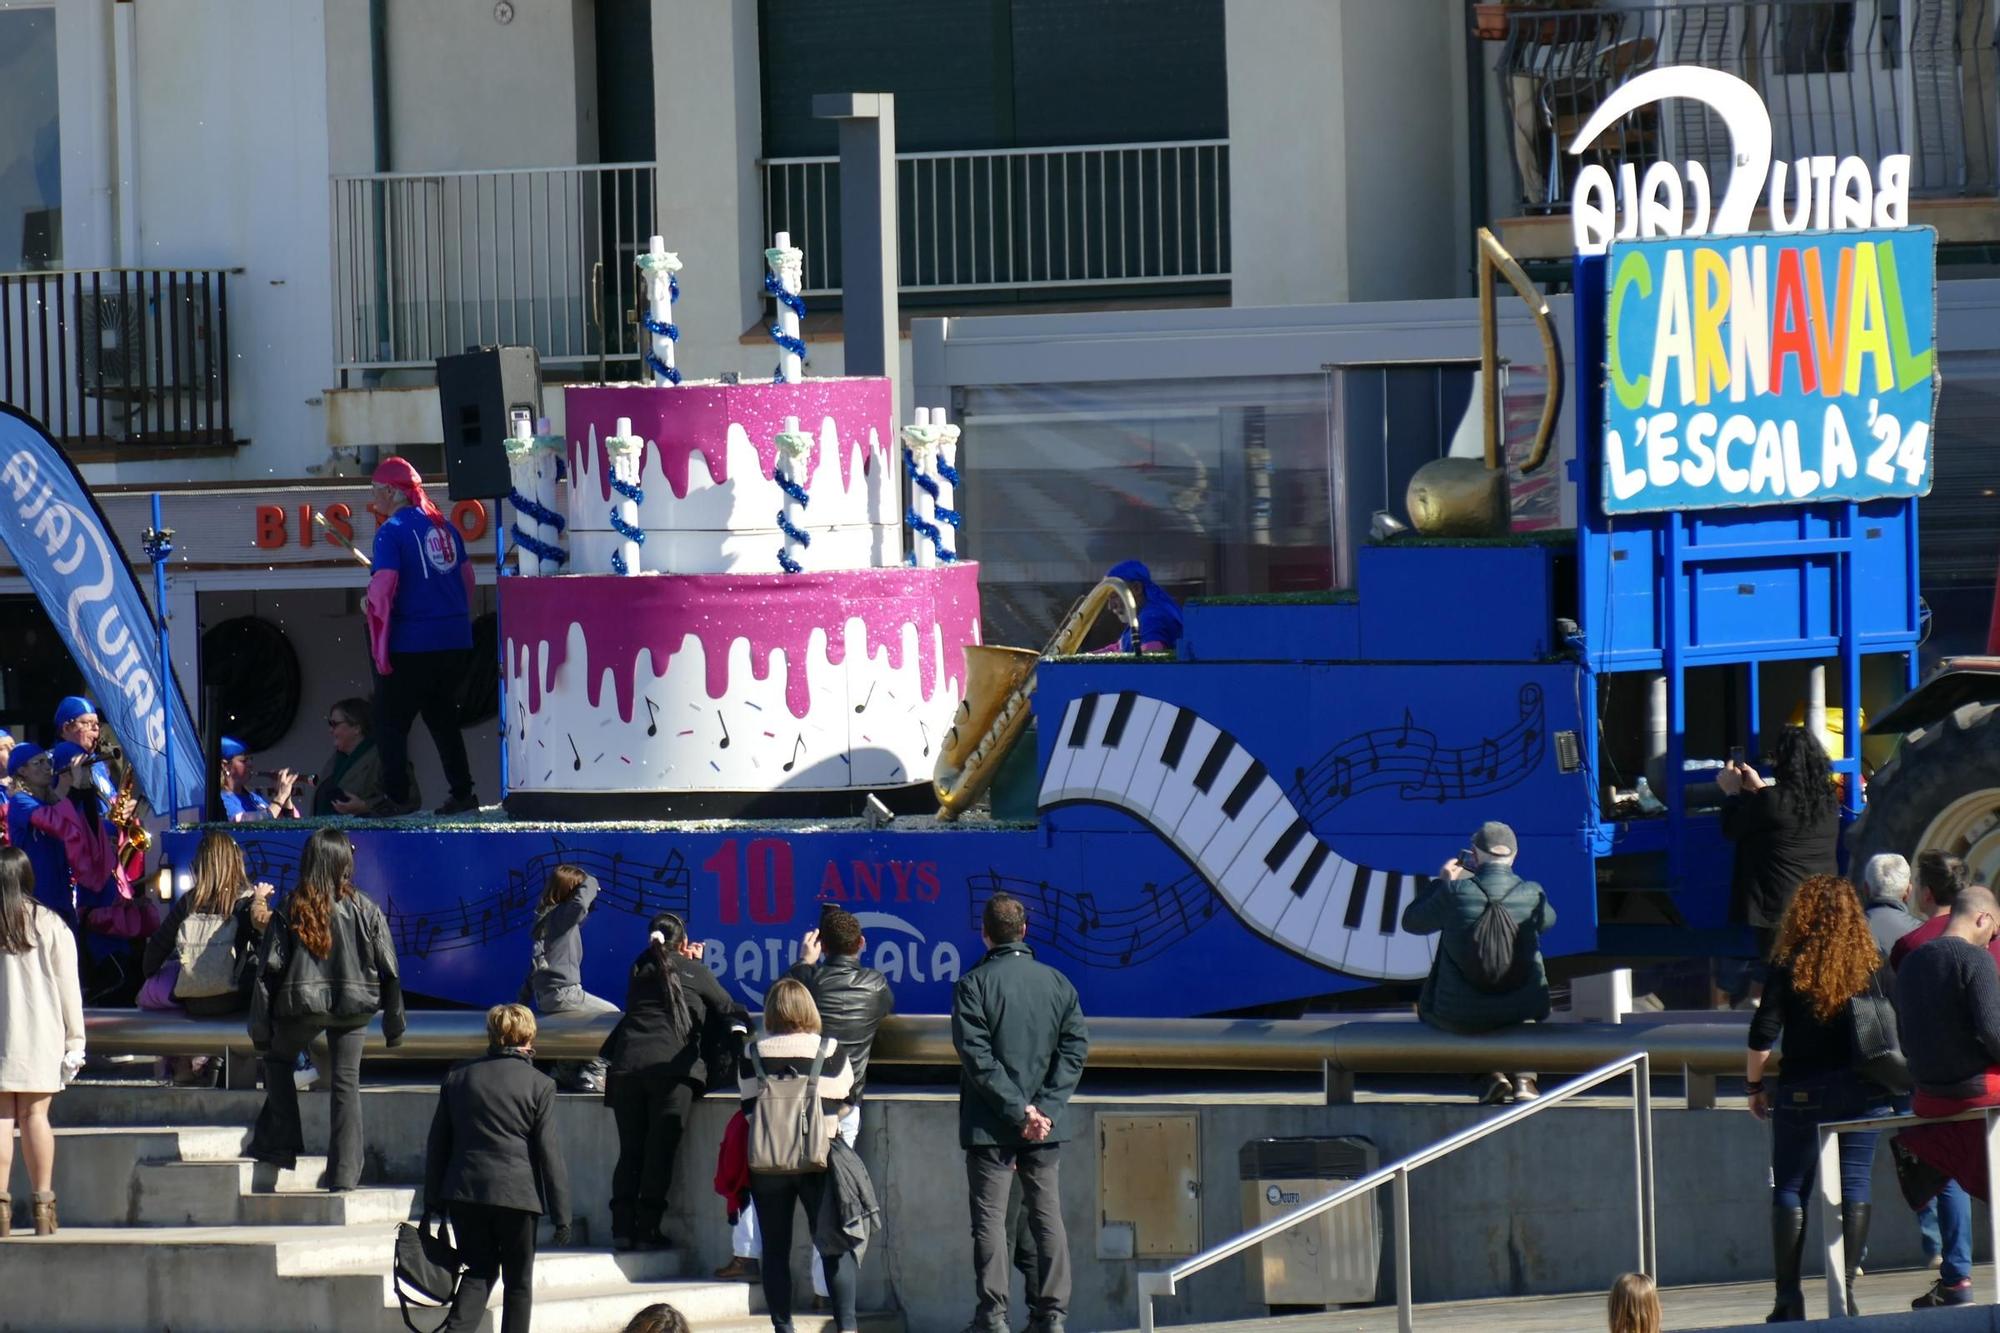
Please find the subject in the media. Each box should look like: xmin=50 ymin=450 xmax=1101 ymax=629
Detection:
xmin=0 ymin=904 xmax=86 ymax=1092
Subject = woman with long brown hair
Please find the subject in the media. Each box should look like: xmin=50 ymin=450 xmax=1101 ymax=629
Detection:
xmin=0 ymin=846 xmax=85 ymax=1236
xmin=521 ymin=862 xmax=618 ymax=1092
xmin=143 ymin=831 xmax=274 ymax=1018
xmin=247 ymin=827 xmax=405 ymax=1190
xmin=1746 ymin=873 xmax=1898 ymax=1321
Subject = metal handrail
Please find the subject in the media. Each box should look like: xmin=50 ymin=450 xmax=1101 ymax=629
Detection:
xmin=760 ymin=138 xmax=1231 ymax=167
xmin=1135 ymin=1053 xmax=1657 ymax=1333
xmin=328 ymin=160 xmax=657 ymax=185
xmin=1816 ymin=1106 xmax=2000 ymax=1317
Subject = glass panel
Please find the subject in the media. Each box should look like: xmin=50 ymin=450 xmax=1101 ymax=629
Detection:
xmin=0 ymin=6 xmax=60 ymax=270
xmin=959 ymin=375 xmax=1331 ymax=647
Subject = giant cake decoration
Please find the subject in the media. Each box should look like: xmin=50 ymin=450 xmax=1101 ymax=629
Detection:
xmin=498 ymin=234 xmax=980 ymax=818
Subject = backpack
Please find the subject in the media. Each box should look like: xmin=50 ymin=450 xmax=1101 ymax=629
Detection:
xmin=1464 ymin=881 xmax=1535 ymax=994
xmin=174 ymin=910 xmax=243 ymax=999
xmin=746 ymin=1037 xmax=836 ymax=1175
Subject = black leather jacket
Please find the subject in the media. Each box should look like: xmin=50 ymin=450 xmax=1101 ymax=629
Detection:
xmin=786 ymin=954 xmax=894 ymax=1101
xmin=248 ymin=890 xmax=406 ymax=1049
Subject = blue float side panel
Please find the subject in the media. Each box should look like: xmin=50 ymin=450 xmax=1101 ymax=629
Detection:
xmin=1356 ymin=545 xmax=1556 ymax=662
xmin=1178 ymin=600 xmax=1361 ymax=663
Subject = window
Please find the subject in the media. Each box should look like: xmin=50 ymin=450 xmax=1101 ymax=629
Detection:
xmin=1775 ymin=2 xmax=1855 ymax=76
xmin=0 ymin=5 xmax=61 ymax=269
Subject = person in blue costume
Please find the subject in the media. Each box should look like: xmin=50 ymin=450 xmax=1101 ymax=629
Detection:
xmin=52 ymin=698 xmax=114 ymax=805
xmin=1104 ymin=560 xmax=1184 ymax=654
xmin=218 ymin=738 xmax=299 ymax=822
xmin=364 ymin=456 xmax=478 ymax=817
xmin=4 ymin=746 xmax=72 ymax=926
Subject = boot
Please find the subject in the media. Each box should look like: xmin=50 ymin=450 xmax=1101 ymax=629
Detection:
xmin=0 ymin=1192 xmax=10 ymax=1238
xmin=30 ymin=1191 xmax=56 ymax=1237
xmin=1841 ymin=1201 xmax=1872 ymax=1315
xmin=610 ymin=1198 xmax=636 ymax=1251
xmin=1766 ymin=1204 xmax=1806 ymax=1322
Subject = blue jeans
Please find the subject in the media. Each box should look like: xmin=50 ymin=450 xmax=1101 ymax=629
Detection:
xmin=1770 ymin=1071 xmax=1892 ymax=1210
xmin=1932 ymin=1180 xmax=1973 ymax=1285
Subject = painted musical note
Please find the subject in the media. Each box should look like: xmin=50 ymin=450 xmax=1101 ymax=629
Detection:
xmin=782 ymin=734 xmax=805 ymax=773
xmin=568 ymin=735 xmax=581 ymax=771
xmin=645 ymin=697 xmax=660 ymax=737
xmin=854 ymin=682 xmax=876 ymax=714
xmin=517 ymin=703 xmax=527 ymax=742
xmin=1396 ymin=709 xmax=1415 ymax=748
xmin=920 ymin=721 xmax=930 ymax=757
xmin=717 ymin=711 xmax=731 ymax=749
xmin=1075 ymin=891 xmax=1103 ymax=933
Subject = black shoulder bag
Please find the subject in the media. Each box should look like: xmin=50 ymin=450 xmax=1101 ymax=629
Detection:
xmin=392 ymin=1215 xmax=463 ymax=1333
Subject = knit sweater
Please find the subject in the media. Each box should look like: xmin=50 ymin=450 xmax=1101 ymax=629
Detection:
xmin=1895 ymin=935 xmax=2000 ymax=1099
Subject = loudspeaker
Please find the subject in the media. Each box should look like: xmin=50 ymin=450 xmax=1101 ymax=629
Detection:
xmin=435 ymin=346 xmax=542 ymax=501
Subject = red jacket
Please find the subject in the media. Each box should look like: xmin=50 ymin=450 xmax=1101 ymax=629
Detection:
xmin=713 ymin=1107 xmax=750 ymax=1218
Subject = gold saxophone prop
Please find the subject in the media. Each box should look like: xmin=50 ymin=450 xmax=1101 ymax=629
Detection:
xmin=933 ymin=577 xmax=1141 ymax=822
xmin=112 ymin=762 xmax=151 ymax=856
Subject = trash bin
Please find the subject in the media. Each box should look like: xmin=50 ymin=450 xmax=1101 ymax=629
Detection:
xmin=1238 ymin=1137 xmax=1380 ymax=1307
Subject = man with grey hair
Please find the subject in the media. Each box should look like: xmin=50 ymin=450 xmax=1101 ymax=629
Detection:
xmin=1403 ymin=820 xmax=1556 ymax=1105
xmin=1863 ymin=853 xmax=1921 ymax=956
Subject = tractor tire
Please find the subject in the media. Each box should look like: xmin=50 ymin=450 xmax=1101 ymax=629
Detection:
xmin=1848 ymin=701 xmax=2000 ymax=882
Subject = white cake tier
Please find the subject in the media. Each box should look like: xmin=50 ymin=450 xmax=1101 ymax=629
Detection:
xmin=563 ymin=380 xmax=897 ymax=578
xmin=502 ymin=563 xmax=982 ymax=797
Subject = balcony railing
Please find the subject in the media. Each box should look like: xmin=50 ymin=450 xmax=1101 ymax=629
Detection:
xmin=0 ymin=268 xmax=235 ymax=449
xmin=331 ymin=162 xmax=656 ymax=374
xmin=763 ymin=139 xmax=1231 ymax=297
xmin=1497 ymin=0 xmax=1998 ymax=216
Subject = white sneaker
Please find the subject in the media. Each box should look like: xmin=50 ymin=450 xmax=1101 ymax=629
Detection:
xmin=293 ymin=1061 xmax=318 ymax=1092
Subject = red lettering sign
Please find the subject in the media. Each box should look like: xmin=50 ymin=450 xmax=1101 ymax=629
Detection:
xmin=254 ymin=505 xmax=286 ymax=549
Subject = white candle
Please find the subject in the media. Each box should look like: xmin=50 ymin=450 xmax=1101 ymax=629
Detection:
xmin=932 ymin=404 xmax=960 ymax=562
xmin=901 ymin=407 xmax=938 ymax=569
xmin=503 ymin=417 xmax=545 ymax=575
xmin=767 ymin=231 xmax=804 ymax=385
xmin=534 ymin=416 xmax=563 ymax=575
xmin=640 ymin=235 xmax=680 ymax=387
xmin=774 ymin=413 xmax=814 ymax=573
xmin=606 ymin=416 xmax=643 ymax=576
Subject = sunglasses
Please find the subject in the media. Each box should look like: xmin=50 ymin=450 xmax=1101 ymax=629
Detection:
xmin=326 ymin=716 xmax=352 ymax=728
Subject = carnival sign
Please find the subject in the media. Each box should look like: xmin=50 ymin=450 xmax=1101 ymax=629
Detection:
xmin=1601 ymin=228 xmax=1937 ymax=514
xmin=0 ymin=404 xmax=206 ymax=812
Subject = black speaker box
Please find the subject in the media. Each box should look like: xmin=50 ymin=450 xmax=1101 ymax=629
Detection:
xmin=435 ymin=346 xmax=543 ymax=500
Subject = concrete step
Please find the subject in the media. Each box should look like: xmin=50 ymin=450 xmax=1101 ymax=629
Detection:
xmin=132 ymin=1159 xmax=414 ymax=1226
xmin=50 ymin=1125 xmax=256 ymax=1224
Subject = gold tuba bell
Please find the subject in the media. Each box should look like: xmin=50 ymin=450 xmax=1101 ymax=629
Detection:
xmin=934 ymin=577 xmax=1140 ymax=821
xmin=112 ymin=760 xmax=151 ymax=856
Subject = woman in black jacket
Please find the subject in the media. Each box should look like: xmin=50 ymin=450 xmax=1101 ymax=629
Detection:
xmin=246 ymin=827 xmax=405 ymax=1189
xmin=602 ymin=911 xmax=745 ymax=1250
xmin=1721 ymin=725 xmax=1841 ymax=960
xmin=424 ymin=1003 xmax=571 ymax=1333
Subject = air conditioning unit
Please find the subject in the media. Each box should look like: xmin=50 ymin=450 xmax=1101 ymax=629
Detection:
xmin=80 ymin=285 xmax=217 ymax=395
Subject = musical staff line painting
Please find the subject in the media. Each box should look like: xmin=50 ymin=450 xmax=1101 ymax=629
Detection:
xmin=1287 ymin=683 xmax=1544 ymax=824
xmin=965 ymin=870 xmax=1218 ymax=969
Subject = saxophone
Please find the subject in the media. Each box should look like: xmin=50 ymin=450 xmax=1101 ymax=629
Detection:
xmin=112 ymin=762 xmax=152 ymax=856
xmin=933 ymin=576 xmax=1141 ymax=821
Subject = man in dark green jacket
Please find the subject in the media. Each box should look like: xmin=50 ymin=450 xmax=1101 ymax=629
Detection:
xmin=952 ymin=893 xmax=1089 ymax=1333
xmin=1401 ymin=820 xmax=1555 ymax=1105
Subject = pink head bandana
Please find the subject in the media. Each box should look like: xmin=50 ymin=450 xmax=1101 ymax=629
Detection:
xmin=372 ymin=455 xmax=446 ymax=529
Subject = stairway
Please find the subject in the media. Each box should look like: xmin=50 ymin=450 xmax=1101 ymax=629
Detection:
xmin=0 ymin=1125 xmax=902 ymax=1333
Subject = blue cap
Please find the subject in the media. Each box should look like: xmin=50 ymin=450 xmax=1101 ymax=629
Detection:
xmin=6 ymin=742 xmax=45 ymax=776
xmin=53 ymin=696 xmax=95 ymax=728
xmin=220 ymin=737 xmax=248 ymax=760
xmin=48 ymin=741 xmax=89 ymax=774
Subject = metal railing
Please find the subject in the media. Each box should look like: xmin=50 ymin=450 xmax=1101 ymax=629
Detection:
xmin=330 ymin=162 xmax=657 ymax=374
xmin=1134 ymin=1053 xmax=1657 ymax=1333
xmin=0 ymin=268 xmax=235 ymax=448
xmin=763 ymin=139 xmax=1231 ymax=296
xmin=1496 ymin=0 xmax=1998 ymax=215
xmin=1816 ymin=1106 xmax=2000 ymax=1316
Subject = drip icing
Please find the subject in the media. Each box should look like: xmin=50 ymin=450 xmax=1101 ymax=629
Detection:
xmin=566 ymin=380 xmax=892 ymax=503
xmin=503 ymin=563 xmax=982 ymax=724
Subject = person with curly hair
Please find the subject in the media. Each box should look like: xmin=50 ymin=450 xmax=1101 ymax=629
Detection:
xmin=1720 ymin=726 xmax=1841 ymax=963
xmin=1746 ymin=873 xmax=1898 ymax=1321
xmin=619 ymin=1305 xmax=691 ymax=1333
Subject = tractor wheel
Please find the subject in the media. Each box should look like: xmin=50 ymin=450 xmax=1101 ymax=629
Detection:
xmin=1849 ymin=701 xmax=2000 ymax=884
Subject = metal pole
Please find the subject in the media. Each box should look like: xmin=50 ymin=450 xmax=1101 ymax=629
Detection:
xmin=145 ymin=493 xmax=176 ymax=820
xmin=1987 ymin=1111 xmax=2000 ymax=1308
xmin=1394 ymin=1166 xmax=1414 ymax=1332
xmin=1636 ymin=1054 xmax=1657 ymax=1280
xmin=1819 ymin=1125 xmax=1846 ymax=1317
xmin=495 ymin=521 xmax=508 ymax=801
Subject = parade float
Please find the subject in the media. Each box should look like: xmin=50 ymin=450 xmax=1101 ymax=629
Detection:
xmin=0 ymin=67 xmax=1946 ymax=1019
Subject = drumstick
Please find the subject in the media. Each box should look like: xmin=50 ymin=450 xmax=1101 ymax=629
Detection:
xmin=313 ymin=511 xmax=372 ymax=567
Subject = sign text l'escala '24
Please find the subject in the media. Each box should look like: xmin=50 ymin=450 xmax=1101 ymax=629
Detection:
xmin=1566 ymin=67 xmax=1940 ymax=516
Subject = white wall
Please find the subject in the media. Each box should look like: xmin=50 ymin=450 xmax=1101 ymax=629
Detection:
xmin=1227 ymin=0 xmax=1472 ymax=308
xmin=386 ymin=0 xmax=597 ymax=172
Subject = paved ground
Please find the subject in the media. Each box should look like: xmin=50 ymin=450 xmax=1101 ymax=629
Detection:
xmin=1116 ymin=1265 xmax=1991 ymax=1331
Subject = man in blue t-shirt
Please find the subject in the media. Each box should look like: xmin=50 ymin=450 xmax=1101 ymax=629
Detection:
xmin=364 ymin=456 xmax=478 ymax=816
xmin=5 ymin=743 xmax=74 ymax=923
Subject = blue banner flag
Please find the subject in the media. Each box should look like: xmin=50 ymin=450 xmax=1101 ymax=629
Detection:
xmin=1601 ymin=227 xmax=1938 ymax=515
xmin=0 ymin=404 xmax=205 ymax=813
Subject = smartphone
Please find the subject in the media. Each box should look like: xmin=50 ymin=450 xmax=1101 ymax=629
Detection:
xmin=1728 ymin=745 xmax=1746 ymax=765
xmin=1459 ymin=848 xmax=1477 ymax=865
